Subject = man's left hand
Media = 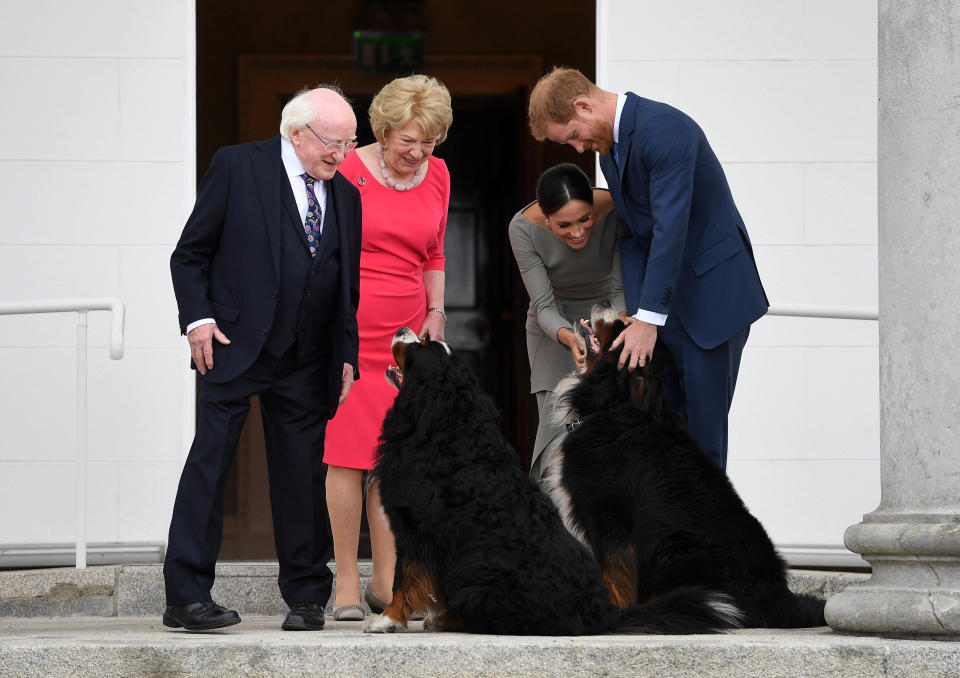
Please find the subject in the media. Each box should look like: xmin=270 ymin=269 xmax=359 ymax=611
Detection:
xmin=610 ymin=318 xmax=657 ymax=371
xmin=338 ymin=363 xmax=355 ymax=405
xmin=418 ymin=311 xmax=446 ymax=342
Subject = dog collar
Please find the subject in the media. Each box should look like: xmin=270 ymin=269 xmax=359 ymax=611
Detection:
xmin=564 ymin=403 xmax=629 ymax=432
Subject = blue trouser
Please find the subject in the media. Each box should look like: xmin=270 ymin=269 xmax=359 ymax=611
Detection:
xmin=657 ymin=319 xmax=750 ymax=470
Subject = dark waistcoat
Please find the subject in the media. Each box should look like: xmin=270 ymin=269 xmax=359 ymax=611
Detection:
xmin=264 ymin=183 xmax=341 ymax=359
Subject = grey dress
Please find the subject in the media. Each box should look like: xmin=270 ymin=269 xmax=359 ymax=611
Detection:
xmin=508 ymin=200 xmax=625 ymax=482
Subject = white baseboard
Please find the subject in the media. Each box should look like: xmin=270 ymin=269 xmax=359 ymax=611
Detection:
xmin=0 ymin=543 xmax=164 ymax=569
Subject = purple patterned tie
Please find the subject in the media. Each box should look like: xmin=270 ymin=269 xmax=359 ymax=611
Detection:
xmin=300 ymin=173 xmax=322 ymax=257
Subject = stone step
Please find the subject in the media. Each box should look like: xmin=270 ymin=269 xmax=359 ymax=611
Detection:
xmin=0 ymin=561 xmax=374 ymax=617
xmin=0 ymin=561 xmax=866 ymax=618
xmin=2 ymin=615 xmax=959 ymax=678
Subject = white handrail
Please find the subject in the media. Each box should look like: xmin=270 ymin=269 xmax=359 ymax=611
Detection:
xmin=0 ymin=297 xmax=126 ymax=359
xmin=0 ymin=297 xmax=126 ymax=569
xmin=767 ymin=304 xmax=878 ymax=321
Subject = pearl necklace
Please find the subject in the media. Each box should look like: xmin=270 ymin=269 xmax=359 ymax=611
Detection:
xmin=377 ymin=145 xmax=425 ymax=191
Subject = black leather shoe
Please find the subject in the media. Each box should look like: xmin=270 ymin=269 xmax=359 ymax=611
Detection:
xmin=282 ymin=601 xmax=326 ymax=631
xmin=163 ymin=601 xmax=241 ymax=631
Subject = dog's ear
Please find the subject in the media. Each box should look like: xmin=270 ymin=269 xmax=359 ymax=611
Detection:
xmin=627 ymin=358 xmax=665 ymax=419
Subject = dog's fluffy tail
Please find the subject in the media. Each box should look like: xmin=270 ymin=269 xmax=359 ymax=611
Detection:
xmin=617 ymin=586 xmax=744 ymax=634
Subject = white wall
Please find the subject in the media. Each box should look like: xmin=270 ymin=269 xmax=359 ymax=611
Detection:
xmin=0 ymin=1 xmax=195 ymax=554
xmin=597 ymin=0 xmax=879 ymax=565
xmin=0 ymin=0 xmax=879 ymax=567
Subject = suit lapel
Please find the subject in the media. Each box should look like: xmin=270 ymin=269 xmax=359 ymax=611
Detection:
xmin=330 ymin=177 xmax=354 ymax=274
xmin=330 ymin=176 xmax=355 ymax=291
xmin=250 ymin=136 xmax=285 ymax=279
xmin=323 ymin=178 xmax=338 ymax=245
xmin=617 ymin=93 xmax=640 ymax=185
xmin=600 ymin=153 xmax=623 ymax=210
xmin=281 ymin=172 xmax=311 ymax=253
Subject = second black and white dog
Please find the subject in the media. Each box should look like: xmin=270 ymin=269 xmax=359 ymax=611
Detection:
xmin=544 ymin=303 xmax=825 ymax=628
xmin=363 ymin=326 xmax=743 ymax=635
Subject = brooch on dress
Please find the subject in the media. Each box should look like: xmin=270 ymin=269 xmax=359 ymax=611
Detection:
xmin=358 ymin=176 xmax=366 ymax=186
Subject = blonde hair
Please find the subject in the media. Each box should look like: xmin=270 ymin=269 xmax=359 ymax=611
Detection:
xmin=369 ymin=74 xmax=453 ymax=144
xmin=528 ymin=67 xmax=600 ymax=141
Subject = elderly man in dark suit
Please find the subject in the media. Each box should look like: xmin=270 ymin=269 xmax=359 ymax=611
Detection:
xmin=163 ymin=86 xmax=362 ymax=632
xmin=529 ymin=68 xmax=768 ymax=471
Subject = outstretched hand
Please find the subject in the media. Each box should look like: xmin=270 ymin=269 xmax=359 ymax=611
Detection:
xmin=187 ymin=323 xmax=231 ymax=375
xmin=610 ymin=318 xmax=656 ymax=371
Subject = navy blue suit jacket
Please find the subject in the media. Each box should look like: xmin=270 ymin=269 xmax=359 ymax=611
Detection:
xmin=600 ymin=94 xmax=767 ymax=349
xmin=170 ymin=136 xmax=361 ymax=416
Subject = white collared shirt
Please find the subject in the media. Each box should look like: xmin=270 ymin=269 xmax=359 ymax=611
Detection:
xmin=185 ymin=138 xmax=329 ymax=334
xmin=281 ymin=136 xmax=327 ymax=234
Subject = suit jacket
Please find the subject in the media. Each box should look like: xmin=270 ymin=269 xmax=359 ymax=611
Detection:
xmin=170 ymin=135 xmax=361 ymax=416
xmin=600 ymin=93 xmax=768 ymax=350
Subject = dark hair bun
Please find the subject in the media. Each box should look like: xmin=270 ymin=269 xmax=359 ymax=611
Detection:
xmin=536 ymin=163 xmax=593 ymax=216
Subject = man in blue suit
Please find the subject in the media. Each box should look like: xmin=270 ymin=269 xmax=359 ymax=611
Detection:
xmin=528 ymin=67 xmax=767 ymax=470
xmin=164 ymin=86 xmax=361 ymax=631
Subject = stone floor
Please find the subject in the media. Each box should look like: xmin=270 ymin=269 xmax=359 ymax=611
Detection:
xmin=2 ymin=564 xmax=959 ymax=677
xmin=2 ymin=615 xmax=960 ymax=678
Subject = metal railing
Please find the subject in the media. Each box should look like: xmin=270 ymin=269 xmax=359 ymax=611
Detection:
xmin=0 ymin=297 xmax=126 ymax=568
xmin=767 ymin=304 xmax=878 ymax=322
xmin=0 ymin=298 xmax=875 ymax=570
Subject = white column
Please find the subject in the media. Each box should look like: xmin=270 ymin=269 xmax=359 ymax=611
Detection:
xmin=824 ymin=0 xmax=960 ymax=635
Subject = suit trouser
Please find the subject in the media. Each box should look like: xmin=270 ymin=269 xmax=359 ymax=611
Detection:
xmin=163 ymin=345 xmax=334 ymax=608
xmin=657 ymin=319 xmax=750 ymax=470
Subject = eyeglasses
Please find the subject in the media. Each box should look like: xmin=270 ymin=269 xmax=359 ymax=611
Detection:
xmin=305 ymin=124 xmax=358 ymax=153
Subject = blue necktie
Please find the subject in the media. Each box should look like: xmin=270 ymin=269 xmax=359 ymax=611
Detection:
xmin=300 ymin=173 xmax=322 ymax=257
xmin=612 ymin=141 xmax=620 ymax=168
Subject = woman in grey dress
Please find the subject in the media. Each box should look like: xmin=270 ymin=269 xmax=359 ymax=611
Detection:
xmin=509 ymin=164 xmax=625 ymax=483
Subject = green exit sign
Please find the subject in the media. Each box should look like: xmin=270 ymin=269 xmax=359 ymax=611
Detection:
xmin=353 ymin=31 xmax=423 ymax=74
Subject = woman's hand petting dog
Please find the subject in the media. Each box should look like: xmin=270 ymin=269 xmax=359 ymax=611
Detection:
xmin=557 ymin=326 xmax=587 ymax=371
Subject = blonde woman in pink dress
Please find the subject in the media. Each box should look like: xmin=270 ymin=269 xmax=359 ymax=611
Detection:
xmin=323 ymin=75 xmax=452 ymax=621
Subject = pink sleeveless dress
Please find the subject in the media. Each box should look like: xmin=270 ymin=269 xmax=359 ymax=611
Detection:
xmin=323 ymin=151 xmax=449 ymax=469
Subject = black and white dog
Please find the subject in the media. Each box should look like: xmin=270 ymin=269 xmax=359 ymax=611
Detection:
xmin=363 ymin=326 xmax=742 ymax=635
xmin=543 ymin=303 xmax=825 ymax=628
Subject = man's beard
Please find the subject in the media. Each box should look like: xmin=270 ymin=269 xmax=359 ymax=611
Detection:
xmin=585 ymin=117 xmax=614 ymax=155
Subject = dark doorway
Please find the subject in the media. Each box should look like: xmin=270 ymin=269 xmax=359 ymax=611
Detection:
xmin=196 ymin=2 xmax=596 ymax=560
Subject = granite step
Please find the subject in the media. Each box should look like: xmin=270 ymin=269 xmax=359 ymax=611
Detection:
xmin=0 ymin=561 xmax=866 ymax=619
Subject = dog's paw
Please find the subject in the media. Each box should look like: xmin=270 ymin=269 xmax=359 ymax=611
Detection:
xmin=362 ymin=613 xmax=407 ymax=633
xmin=422 ymin=611 xmax=438 ymax=632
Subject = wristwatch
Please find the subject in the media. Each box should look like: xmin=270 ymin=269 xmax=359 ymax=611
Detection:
xmin=429 ymin=307 xmax=447 ymax=322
